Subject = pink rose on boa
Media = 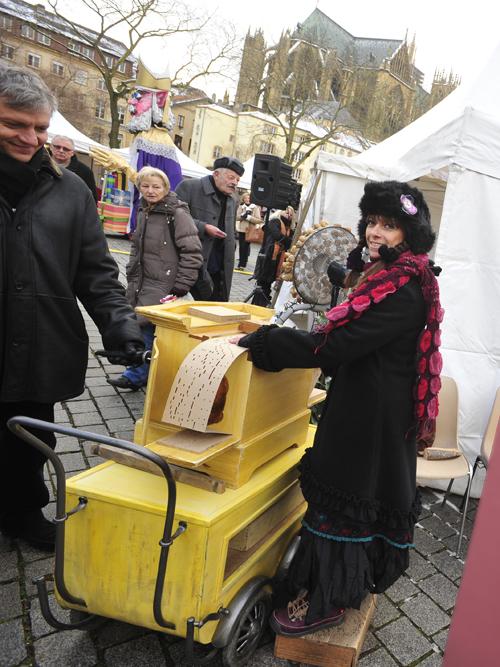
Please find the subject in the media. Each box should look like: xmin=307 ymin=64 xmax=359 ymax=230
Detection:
xmin=429 ymin=351 xmax=443 ymax=375
xmin=427 ymin=397 xmax=439 ymax=419
xmin=372 ymin=282 xmax=397 ymax=303
xmin=417 ymin=379 xmax=428 ymax=400
xmin=351 ymin=295 xmax=371 ymax=312
xmin=419 ymin=330 xmax=432 ymax=353
xmin=328 ymin=303 xmax=350 ymax=321
xmin=430 ymin=376 xmax=441 ymax=395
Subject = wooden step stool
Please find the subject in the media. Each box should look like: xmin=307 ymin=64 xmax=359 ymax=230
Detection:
xmin=274 ymin=594 xmax=376 ymax=667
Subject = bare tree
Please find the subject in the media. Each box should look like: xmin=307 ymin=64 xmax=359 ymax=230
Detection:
xmin=39 ymin=0 xmax=239 ymax=147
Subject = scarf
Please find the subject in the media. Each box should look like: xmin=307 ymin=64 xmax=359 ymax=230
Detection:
xmin=0 ymin=148 xmax=48 ymax=208
xmin=317 ymin=250 xmax=443 ymax=450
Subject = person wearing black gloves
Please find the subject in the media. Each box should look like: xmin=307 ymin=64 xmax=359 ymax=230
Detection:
xmin=108 ymin=166 xmax=202 ymax=391
xmin=0 ymin=64 xmax=144 ymax=551
xmin=252 ymin=206 xmax=294 ymax=306
xmin=231 ymin=181 xmax=443 ymax=637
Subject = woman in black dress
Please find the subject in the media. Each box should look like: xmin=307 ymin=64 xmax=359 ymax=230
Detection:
xmin=232 ymin=180 xmax=443 ymax=636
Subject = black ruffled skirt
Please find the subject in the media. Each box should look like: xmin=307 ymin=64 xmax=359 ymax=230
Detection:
xmin=287 ymin=449 xmax=421 ymax=622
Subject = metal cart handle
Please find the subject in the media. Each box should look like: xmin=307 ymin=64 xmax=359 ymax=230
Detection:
xmin=7 ymin=416 xmax=186 ymax=630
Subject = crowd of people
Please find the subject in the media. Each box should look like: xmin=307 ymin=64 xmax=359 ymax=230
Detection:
xmin=0 ymin=62 xmax=444 ymax=641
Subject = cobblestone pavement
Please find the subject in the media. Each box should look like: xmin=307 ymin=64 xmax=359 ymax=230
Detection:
xmin=0 ymin=237 xmax=475 ymax=666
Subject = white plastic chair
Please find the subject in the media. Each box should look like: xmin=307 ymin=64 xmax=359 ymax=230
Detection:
xmin=416 ymin=376 xmax=473 ymax=558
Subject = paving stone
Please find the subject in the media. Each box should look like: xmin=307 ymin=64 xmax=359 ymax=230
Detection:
xmin=385 ymin=575 xmax=419 ymax=603
xmin=85 ymin=376 xmax=111 ymax=387
xmin=0 ymin=580 xmax=22 ymax=618
xmin=0 ymin=618 xmax=26 ymax=666
xmin=99 ymin=406 xmax=131 ymax=420
xmin=93 ymin=394 xmax=127 ymax=408
xmin=56 ymin=436 xmax=81 ymax=453
xmin=418 ymin=651 xmax=444 ymax=666
xmin=65 ymin=400 xmax=97 ymax=415
xmin=375 ymin=617 xmax=433 ymax=665
xmin=30 ymin=595 xmax=72 ymax=638
xmin=95 ymin=619 xmax=148 ymax=648
xmin=360 ymin=630 xmax=380 ymax=653
xmin=0 ymin=549 xmax=17 ymax=582
xmin=407 ymin=550 xmax=437 ymax=581
xmin=359 ymin=647 xmax=398 ymax=666
xmin=33 ymin=629 xmax=97 ymax=666
xmin=72 ymin=411 xmax=104 ymax=427
xmin=372 ymin=594 xmax=400 ymax=628
xmin=414 ymin=528 xmax=444 ymax=555
xmin=105 ymin=633 xmax=166 ymax=666
xmin=0 ymin=532 xmax=15 ymax=554
xmin=89 ymin=384 xmax=123 ymax=397
xmin=432 ymin=627 xmax=449 ymax=652
xmin=441 ymin=534 xmax=469 ymax=558
xmin=419 ymin=487 xmax=442 ymax=505
xmin=168 ymin=638 xmax=222 ymax=666
xmin=247 ymin=642 xmax=291 ymax=666
xmin=24 ymin=557 xmax=55 ymax=596
xmin=86 ymin=366 xmax=107 ymax=377
xmin=400 ymin=593 xmax=450 ymax=634
xmin=59 ymin=451 xmax=87 ymax=472
xmin=64 ymin=389 xmax=91 ymax=401
xmin=106 ymin=417 xmax=136 ymax=432
xmin=418 ymin=573 xmax=458 ymax=611
xmin=419 ymin=515 xmax=456 ymax=539
xmin=79 ymin=423 xmax=110 ymax=436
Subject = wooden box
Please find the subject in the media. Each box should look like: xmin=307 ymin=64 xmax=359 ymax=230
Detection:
xmin=132 ymin=301 xmax=318 ymax=488
xmin=274 ymin=594 xmax=376 ymax=667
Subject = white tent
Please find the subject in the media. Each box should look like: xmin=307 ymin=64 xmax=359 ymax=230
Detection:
xmin=303 ymin=42 xmax=500 ymax=469
xmin=48 ymin=111 xmax=209 ymax=179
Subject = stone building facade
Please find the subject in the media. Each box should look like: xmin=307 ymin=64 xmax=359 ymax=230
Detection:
xmin=0 ymin=0 xmax=135 ymax=147
xmin=235 ymin=9 xmax=459 ymax=143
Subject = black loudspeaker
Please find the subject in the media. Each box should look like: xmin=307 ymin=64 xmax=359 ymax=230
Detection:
xmin=288 ymin=179 xmax=303 ymax=210
xmin=250 ymin=154 xmax=293 ymax=208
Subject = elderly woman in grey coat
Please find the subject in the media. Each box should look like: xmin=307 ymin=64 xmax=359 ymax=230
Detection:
xmin=108 ymin=166 xmax=203 ymax=390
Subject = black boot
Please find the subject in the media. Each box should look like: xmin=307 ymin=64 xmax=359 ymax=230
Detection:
xmin=106 ymin=376 xmax=143 ymax=391
xmin=1 ymin=509 xmax=56 ymax=551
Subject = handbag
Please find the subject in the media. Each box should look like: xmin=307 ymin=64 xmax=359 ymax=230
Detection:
xmin=245 ymin=224 xmax=264 ymax=244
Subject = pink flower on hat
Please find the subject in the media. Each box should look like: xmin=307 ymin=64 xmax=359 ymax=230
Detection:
xmin=351 ymin=295 xmax=371 ymax=312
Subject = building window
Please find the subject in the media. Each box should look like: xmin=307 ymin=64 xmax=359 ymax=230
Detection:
xmin=81 ymin=45 xmax=93 ymax=59
xmin=192 ymin=142 xmax=197 ymax=153
xmin=105 ymin=55 xmax=114 ymax=68
xmin=229 ymin=134 xmax=234 ymax=142
xmin=177 ymin=114 xmax=185 ymax=129
xmin=21 ymin=24 xmax=36 ymax=39
xmin=259 ymin=141 xmax=275 ymax=154
xmin=37 ymin=32 xmax=51 ymax=46
xmin=117 ymin=133 xmax=123 ymax=146
xmin=263 ymin=125 xmax=276 ymax=135
xmin=117 ymin=106 xmax=125 ymax=123
xmin=0 ymin=16 xmax=13 ymax=30
xmin=97 ymin=78 xmax=106 ymax=91
xmin=92 ymin=127 xmax=102 ymax=142
xmin=51 ymin=61 xmax=64 ymax=76
xmin=212 ymin=145 xmax=222 ymax=158
xmin=95 ymin=99 xmax=106 ymax=119
xmin=117 ymin=60 xmax=126 ymax=73
xmin=292 ymin=168 xmax=302 ymax=180
xmin=174 ymin=134 xmax=183 ymax=149
xmin=27 ymin=53 xmax=41 ymax=68
xmin=195 ymin=124 xmax=200 ymax=135
xmin=1 ymin=44 xmax=14 ymax=60
xmin=74 ymin=70 xmax=88 ymax=85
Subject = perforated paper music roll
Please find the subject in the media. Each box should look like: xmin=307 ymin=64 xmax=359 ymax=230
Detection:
xmin=162 ymin=337 xmax=248 ymax=432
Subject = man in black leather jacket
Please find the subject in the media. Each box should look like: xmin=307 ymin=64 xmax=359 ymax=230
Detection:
xmin=0 ymin=64 xmax=144 ymax=551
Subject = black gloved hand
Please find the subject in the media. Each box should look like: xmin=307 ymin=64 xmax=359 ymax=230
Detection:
xmin=107 ymin=341 xmax=146 ymax=367
xmin=171 ymin=288 xmax=188 ymax=297
xmin=327 ymin=260 xmax=348 ymax=288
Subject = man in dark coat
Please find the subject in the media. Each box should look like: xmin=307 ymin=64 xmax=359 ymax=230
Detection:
xmin=175 ymin=156 xmax=244 ymax=300
xmin=0 ymin=64 xmax=144 ymax=550
xmin=51 ymin=134 xmax=98 ymax=202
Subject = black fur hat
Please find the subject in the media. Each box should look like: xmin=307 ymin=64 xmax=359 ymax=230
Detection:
xmin=358 ymin=180 xmax=435 ymax=254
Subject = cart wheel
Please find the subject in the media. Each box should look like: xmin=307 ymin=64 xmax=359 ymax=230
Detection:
xmin=69 ymin=608 xmax=106 ymax=631
xmin=221 ymin=587 xmax=272 ymax=667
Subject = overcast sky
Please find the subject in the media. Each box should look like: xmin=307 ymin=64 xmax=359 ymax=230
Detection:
xmin=138 ymin=0 xmax=499 ymax=97
xmin=58 ymin=0 xmax=500 ymax=97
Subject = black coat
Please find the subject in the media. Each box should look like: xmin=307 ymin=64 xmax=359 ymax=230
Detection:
xmin=240 ymin=280 xmax=425 ymax=513
xmin=0 ymin=156 xmax=142 ymax=403
xmin=255 ymin=215 xmax=292 ymax=284
xmin=67 ymin=154 xmax=98 ymax=202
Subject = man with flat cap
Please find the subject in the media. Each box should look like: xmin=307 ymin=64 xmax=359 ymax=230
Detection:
xmin=175 ymin=156 xmax=244 ymax=301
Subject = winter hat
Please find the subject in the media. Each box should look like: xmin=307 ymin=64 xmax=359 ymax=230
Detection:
xmin=213 ymin=156 xmax=245 ymax=176
xmin=358 ymin=180 xmax=435 ymax=255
